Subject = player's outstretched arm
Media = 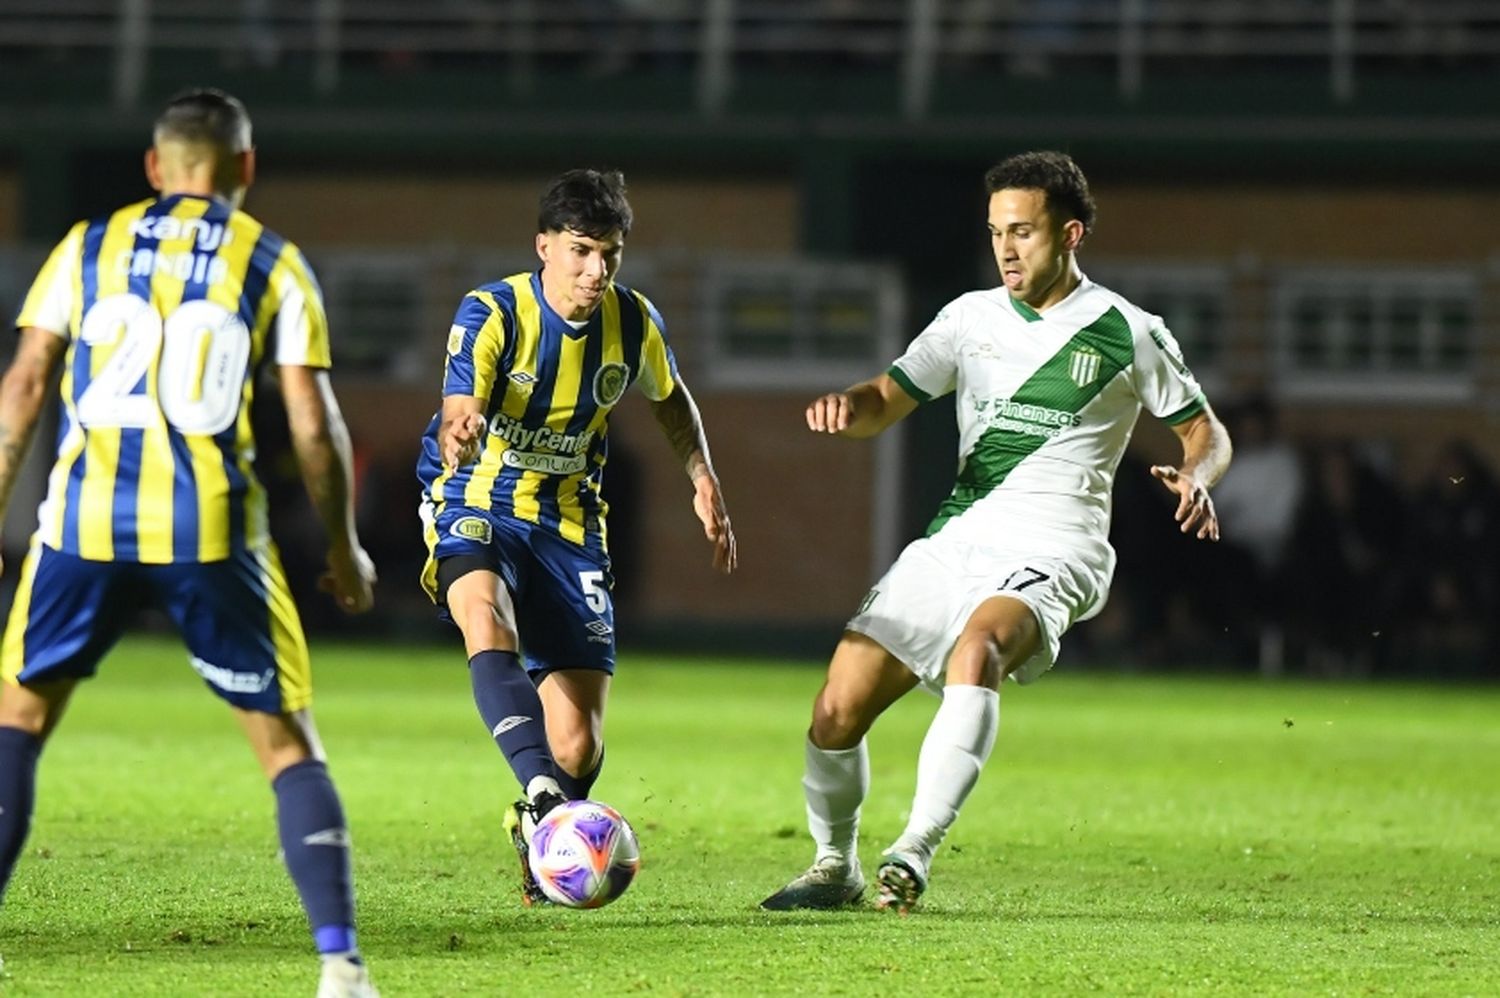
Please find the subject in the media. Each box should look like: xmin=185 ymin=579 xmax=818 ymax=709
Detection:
xmin=0 ymin=328 xmax=67 ymax=576
xmin=280 ymin=365 xmax=376 ymax=613
xmin=1151 ymin=405 xmax=1233 ymax=542
xmin=437 ymin=395 xmax=488 ymax=470
xmin=649 ymin=379 xmax=737 ymax=574
xmin=806 ymin=373 xmax=919 ymax=438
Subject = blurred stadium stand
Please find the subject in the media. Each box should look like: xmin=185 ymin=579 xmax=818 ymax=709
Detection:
xmin=1 ymin=0 xmax=1498 ymax=677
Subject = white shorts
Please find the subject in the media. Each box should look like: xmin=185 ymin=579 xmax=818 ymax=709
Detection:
xmin=846 ymin=532 xmax=1113 ymax=693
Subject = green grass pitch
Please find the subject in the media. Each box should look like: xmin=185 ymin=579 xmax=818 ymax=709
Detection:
xmin=1 ymin=635 xmax=1495 ymax=995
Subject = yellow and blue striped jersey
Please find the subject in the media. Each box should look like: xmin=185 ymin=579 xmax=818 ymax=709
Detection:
xmin=416 ymin=270 xmax=678 ymax=557
xmin=13 ymin=193 xmax=331 ymax=564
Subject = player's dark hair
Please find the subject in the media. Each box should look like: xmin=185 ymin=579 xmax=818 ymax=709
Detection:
xmin=538 ymin=169 xmax=633 ymax=238
xmin=984 ymin=151 xmax=1097 ymax=235
xmin=154 ymin=88 xmax=252 ymax=152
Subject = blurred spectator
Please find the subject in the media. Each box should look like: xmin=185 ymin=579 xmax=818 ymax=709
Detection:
xmin=1210 ymin=395 xmax=1304 ymax=673
xmin=1402 ymin=440 xmax=1500 ymax=675
xmin=1285 ymin=440 xmax=1406 ymax=677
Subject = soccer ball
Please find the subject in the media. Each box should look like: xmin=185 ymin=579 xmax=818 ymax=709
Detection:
xmin=527 ymin=799 xmax=640 ymax=908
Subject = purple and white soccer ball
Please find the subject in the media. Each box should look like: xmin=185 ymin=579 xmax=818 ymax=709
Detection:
xmin=527 ymin=799 xmax=641 ymax=908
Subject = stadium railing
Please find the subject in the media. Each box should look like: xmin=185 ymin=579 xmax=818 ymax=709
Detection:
xmin=2 ymin=0 xmax=1498 ymax=113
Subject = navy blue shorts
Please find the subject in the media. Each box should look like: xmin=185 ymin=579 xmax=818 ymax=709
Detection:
xmin=421 ymin=507 xmax=615 ymax=678
xmin=1 ymin=541 xmax=312 ymax=713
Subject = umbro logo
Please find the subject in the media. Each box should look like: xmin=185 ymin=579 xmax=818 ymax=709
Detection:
xmin=493 ymin=715 xmax=532 ymax=736
xmin=584 ymin=620 xmax=613 ymax=636
xmin=509 ymin=372 xmax=537 ymax=385
xmin=303 ymin=827 xmax=350 ymax=848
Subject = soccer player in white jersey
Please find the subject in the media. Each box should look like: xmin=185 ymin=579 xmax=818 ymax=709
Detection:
xmin=761 ymin=151 xmax=1232 ymax=914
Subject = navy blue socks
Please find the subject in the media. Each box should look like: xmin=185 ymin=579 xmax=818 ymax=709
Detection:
xmin=0 ymin=726 xmax=41 ymax=902
xmin=272 ymin=759 xmax=356 ymax=956
xmin=469 ymin=650 xmax=556 ymax=790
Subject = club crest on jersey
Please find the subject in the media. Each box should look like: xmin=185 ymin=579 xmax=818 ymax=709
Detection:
xmin=593 ymin=362 xmax=629 ymax=407
xmin=1069 ymin=347 xmax=1102 ymax=387
xmin=450 ymin=516 xmax=493 ymax=544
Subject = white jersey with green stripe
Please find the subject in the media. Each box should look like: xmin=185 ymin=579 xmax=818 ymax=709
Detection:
xmin=889 ymin=274 xmax=1207 ymax=556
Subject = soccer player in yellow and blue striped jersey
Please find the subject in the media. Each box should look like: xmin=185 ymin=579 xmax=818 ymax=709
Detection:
xmin=0 ymin=89 xmax=378 ymax=996
xmin=416 ymin=169 xmax=737 ymax=903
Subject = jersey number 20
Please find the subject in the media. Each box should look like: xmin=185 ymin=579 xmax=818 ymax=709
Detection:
xmin=76 ymin=292 xmax=251 ymax=436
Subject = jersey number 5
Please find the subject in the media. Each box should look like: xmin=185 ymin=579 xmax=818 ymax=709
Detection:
xmin=76 ymin=292 xmax=251 ymax=436
xmin=578 ymin=570 xmax=610 ymax=614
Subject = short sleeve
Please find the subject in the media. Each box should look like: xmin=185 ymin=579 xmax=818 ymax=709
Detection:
xmin=634 ymin=294 xmax=679 ymax=402
xmin=15 ymin=222 xmax=85 ymax=338
xmin=887 ymin=301 xmax=963 ymax=402
xmin=272 ymin=245 xmax=332 ymax=368
xmin=442 ymin=291 xmax=508 ymax=402
xmin=1133 ymin=316 xmax=1206 ymax=424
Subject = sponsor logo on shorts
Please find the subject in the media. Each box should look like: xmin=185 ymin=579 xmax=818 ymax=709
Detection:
xmin=189 ymin=656 xmax=275 ymax=695
xmin=584 ymin=619 xmax=613 ymax=644
xmin=450 ymin=517 xmax=493 ymax=543
xmin=592 ymin=362 xmax=629 ymax=407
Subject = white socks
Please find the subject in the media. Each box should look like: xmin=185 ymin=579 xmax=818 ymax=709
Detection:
xmin=892 ymin=684 xmax=999 ymax=865
xmin=802 ymin=737 xmax=869 ymax=865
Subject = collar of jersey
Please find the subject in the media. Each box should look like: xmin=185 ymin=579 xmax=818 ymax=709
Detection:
xmin=156 ymin=192 xmax=230 ymax=208
xmin=1009 ymin=295 xmax=1044 ymax=323
xmin=1008 ymin=274 xmax=1091 ymax=324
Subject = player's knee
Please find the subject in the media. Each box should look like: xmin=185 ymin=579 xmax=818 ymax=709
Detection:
xmin=950 ymin=627 xmax=1020 ymax=688
xmin=454 ymin=600 xmax=516 ymax=650
xmin=551 ymin=726 xmax=602 ymax=778
xmin=0 ymin=682 xmax=66 ymax=738
xmin=809 ymin=688 xmax=870 ymax=750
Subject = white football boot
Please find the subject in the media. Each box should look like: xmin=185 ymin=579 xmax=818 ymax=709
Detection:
xmin=760 ymin=855 xmax=865 ymax=910
xmin=316 ymin=956 xmax=378 ymax=998
xmin=874 ymin=845 xmax=930 ymax=914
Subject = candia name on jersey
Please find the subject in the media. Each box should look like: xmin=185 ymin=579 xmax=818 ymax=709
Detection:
xmin=416 ymin=271 xmax=678 ymax=557
xmin=13 ymin=194 xmax=331 ymax=563
xmin=889 ymin=276 xmax=1206 ymax=553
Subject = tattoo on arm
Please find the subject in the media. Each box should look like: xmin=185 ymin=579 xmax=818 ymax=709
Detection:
xmin=652 ymin=383 xmax=713 ymax=481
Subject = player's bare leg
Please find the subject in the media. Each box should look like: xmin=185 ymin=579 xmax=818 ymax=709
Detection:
xmin=536 ymin=668 xmax=609 ymax=800
xmin=877 ymin=596 xmax=1039 ymax=914
xmin=761 ymin=632 xmax=918 ymax=910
